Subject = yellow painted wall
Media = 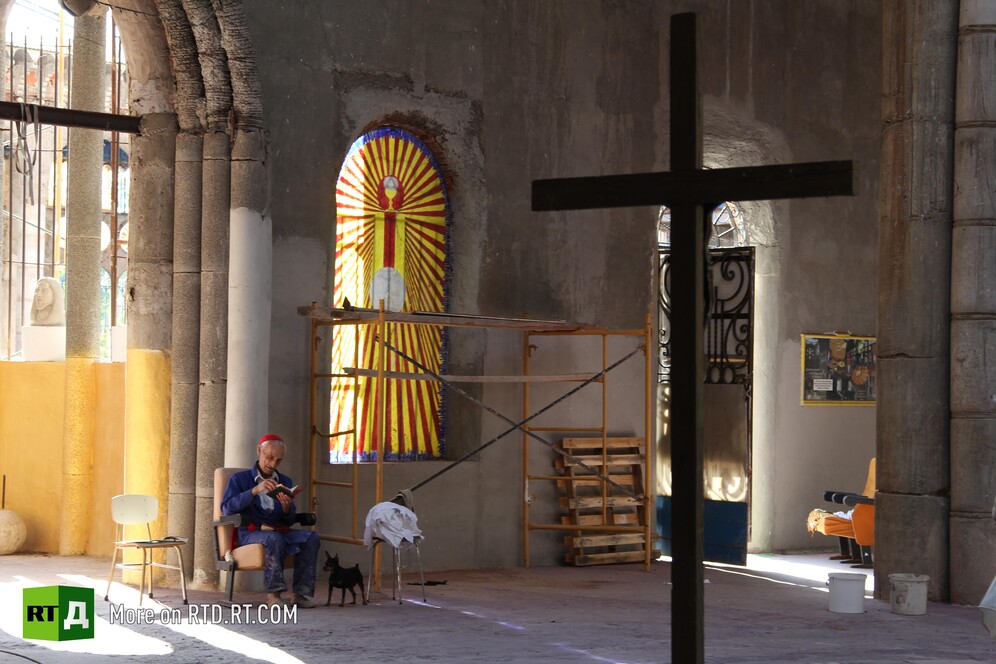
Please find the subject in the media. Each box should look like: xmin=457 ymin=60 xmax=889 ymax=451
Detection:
xmin=88 ymin=362 xmax=125 ymax=556
xmin=123 ymin=350 xmax=170 ymax=530
xmin=0 ymin=362 xmax=125 ymax=554
xmin=0 ymin=362 xmax=66 ymax=552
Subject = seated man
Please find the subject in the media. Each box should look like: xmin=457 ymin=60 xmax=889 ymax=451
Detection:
xmin=221 ymin=433 xmax=319 ymax=608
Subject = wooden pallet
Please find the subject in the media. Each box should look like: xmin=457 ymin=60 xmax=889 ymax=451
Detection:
xmin=556 ymin=437 xmax=652 ymax=566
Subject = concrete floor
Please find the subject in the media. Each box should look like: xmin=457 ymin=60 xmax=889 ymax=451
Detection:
xmin=1 ymin=551 xmax=994 ymax=664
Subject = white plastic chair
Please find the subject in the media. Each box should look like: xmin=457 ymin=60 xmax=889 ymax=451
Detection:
xmin=104 ymin=494 xmax=188 ymax=605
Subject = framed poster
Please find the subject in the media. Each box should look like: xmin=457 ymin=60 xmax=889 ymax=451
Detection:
xmin=801 ymin=334 xmax=876 ymax=405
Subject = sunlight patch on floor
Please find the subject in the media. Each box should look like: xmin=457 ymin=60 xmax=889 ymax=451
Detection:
xmin=60 ymin=573 xmax=307 ymax=664
xmin=657 ymin=552 xmax=875 ymax=594
xmin=0 ymin=571 xmax=309 ymax=663
xmin=743 ymin=553 xmax=874 ymax=594
xmin=0 ymin=576 xmax=172 ymax=657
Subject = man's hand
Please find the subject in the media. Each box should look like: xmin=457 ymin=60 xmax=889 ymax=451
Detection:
xmin=276 ymin=490 xmax=294 ymax=511
xmin=253 ymin=478 xmax=279 ymax=497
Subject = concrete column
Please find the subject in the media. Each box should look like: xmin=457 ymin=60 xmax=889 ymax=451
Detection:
xmin=746 ymin=244 xmax=780 ymax=553
xmin=59 ymin=9 xmax=105 ymax=556
xmin=194 ymin=129 xmax=230 ymax=587
xmin=225 ymin=127 xmax=270 ymax=469
xmin=949 ymin=0 xmax=996 ymax=605
xmin=212 ymin=0 xmax=269 ymax=470
xmin=124 ymin=111 xmax=177 ymax=581
xmin=877 ymin=0 xmax=958 ymax=601
xmin=168 ymin=131 xmax=202 ymax=582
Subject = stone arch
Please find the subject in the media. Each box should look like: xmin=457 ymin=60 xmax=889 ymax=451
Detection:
xmin=0 ymin=0 xmax=270 ymax=585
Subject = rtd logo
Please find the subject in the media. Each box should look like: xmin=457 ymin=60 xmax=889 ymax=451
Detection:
xmin=22 ymin=585 xmax=95 ymax=641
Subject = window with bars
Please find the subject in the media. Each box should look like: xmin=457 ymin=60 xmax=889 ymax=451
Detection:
xmin=2 ymin=17 xmax=130 ymax=361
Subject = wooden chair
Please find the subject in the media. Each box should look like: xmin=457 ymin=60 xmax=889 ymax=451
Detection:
xmin=212 ymin=467 xmax=316 ymax=604
xmin=806 ymin=458 xmax=875 ymax=567
xmin=104 ymin=494 xmax=188 ymax=606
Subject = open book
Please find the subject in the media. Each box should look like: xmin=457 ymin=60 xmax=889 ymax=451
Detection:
xmin=267 ymin=483 xmax=300 ymax=499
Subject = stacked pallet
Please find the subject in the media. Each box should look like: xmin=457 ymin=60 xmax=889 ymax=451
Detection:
xmin=556 ymin=437 xmax=651 ymax=566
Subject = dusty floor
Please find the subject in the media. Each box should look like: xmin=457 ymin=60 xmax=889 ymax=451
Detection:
xmin=0 ymin=551 xmax=993 ymax=663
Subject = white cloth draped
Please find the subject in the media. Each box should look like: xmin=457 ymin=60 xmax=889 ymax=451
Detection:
xmin=364 ymin=502 xmax=423 ymax=549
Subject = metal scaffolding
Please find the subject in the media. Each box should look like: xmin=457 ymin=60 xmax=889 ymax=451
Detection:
xmin=299 ymin=303 xmax=653 ymax=572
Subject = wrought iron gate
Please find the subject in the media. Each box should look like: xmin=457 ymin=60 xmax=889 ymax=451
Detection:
xmin=658 ymin=246 xmax=754 ymax=386
xmin=657 ymin=245 xmax=755 ymax=564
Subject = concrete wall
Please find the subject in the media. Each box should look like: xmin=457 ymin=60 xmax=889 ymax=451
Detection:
xmin=0 ymin=362 xmax=124 ymax=555
xmin=246 ymin=0 xmax=882 ymax=568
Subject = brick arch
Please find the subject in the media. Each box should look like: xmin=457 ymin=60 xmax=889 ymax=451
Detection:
xmin=358 ymin=115 xmax=456 ymax=195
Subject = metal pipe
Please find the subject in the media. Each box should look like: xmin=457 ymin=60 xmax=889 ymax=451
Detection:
xmin=109 ymin=21 xmax=121 ymax=327
xmin=399 ymin=342 xmax=643 ymax=496
xmin=309 ymin=318 xmax=317 ymax=511
xmin=0 ymin=101 xmax=140 ymax=134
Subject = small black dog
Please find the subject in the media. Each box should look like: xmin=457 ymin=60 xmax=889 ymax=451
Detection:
xmin=323 ymin=551 xmax=366 ymax=607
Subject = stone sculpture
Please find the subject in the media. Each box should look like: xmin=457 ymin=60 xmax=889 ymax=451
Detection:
xmin=29 ymin=277 xmax=65 ymax=326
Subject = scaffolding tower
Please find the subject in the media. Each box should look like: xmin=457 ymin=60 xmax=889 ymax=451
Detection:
xmin=299 ymin=303 xmax=654 ymax=571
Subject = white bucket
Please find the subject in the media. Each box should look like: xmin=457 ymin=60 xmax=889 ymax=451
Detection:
xmin=890 ymin=573 xmax=929 ymax=615
xmin=827 ymin=572 xmax=866 ymax=613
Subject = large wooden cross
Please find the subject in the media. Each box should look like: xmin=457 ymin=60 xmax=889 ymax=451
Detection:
xmin=531 ymin=13 xmax=854 ymax=664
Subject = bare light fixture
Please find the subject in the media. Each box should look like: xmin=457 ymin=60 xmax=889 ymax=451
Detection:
xmin=58 ymin=0 xmax=99 ymax=18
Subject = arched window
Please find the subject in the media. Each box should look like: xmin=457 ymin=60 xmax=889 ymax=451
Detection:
xmin=657 ymin=201 xmax=746 ymax=248
xmin=330 ymin=126 xmax=450 ymax=462
xmin=657 ymin=202 xmax=749 ymax=384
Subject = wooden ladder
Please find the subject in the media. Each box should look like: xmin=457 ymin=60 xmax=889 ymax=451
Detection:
xmin=556 ymin=437 xmax=651 ymax=566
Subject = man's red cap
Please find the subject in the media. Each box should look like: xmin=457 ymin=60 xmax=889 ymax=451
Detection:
xmin=258 ymin=433 xmax=285 ymax=447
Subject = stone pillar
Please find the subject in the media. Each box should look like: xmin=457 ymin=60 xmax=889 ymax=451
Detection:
xmin=168 ymin=131 xmax=202 ymax=582
xmin=877 ymin=0 xmax=958 ymax=601
xmin=225 ymin=127 xmax=270 ymax=469
xmin=124 ymin=111 xmax=177 ymax=581
xmin=949 ymin=0 xmax=996 ymax=605
xmin=159 ymin=0 xmax=207 ymax=585
xmin=194 ymin=129 xmax=230 ymax=587
xmin=59 ymin=9 xmax=105 ymax=556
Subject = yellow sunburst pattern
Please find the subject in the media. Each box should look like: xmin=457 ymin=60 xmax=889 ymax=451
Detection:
xmin=331 ymin=127 xmax=449 ymax=461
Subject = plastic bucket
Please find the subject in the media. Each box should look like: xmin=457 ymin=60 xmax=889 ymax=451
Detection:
xmin=827 ymin=572 xmax=866 ymax=613
xmin=890 ymin=574 xmax=929 ymax=615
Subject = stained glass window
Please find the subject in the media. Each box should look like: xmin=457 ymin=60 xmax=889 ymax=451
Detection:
xmin=330 ymin=127 xmax=450 ymax=462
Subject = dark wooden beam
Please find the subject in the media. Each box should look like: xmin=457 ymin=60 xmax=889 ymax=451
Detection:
xmin=532 ymin=160 xmax=854 ymax=212
xmin=668 ymin=12 xmax=705 ymax=664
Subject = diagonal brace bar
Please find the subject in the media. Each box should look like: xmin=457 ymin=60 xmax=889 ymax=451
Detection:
xmin=383 ymin=340 xmax=644 ymax=497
